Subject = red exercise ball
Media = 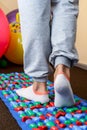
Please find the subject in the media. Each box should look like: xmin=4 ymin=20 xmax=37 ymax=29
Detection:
xmin=0 ymin=9 xmax=10 ymax=58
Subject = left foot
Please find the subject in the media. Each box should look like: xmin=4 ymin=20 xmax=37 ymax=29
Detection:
xmin=16 ymin=82 xmax=50 ymax=104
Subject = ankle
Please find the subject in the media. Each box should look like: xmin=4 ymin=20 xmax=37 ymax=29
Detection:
xmin=33 ymin=81 xmax=47 ymax=93
xmin=54 ymin=64 xmax=70 ymax=81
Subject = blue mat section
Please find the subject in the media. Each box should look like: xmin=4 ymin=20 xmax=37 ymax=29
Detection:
xmin=0 ymin=91 xmax=30 ymax=130
xmin=0 ymin=72 xmax=87 ymax=130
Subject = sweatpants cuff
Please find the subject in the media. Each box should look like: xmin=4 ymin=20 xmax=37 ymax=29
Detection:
xmin=55 ymin=56 xmax=71 ymax=68
xmin=33 ymin=76 xmax=48 ymax=82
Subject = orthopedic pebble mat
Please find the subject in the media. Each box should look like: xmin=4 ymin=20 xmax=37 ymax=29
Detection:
xmin=0 ymin=72 xmax=87 ymax=130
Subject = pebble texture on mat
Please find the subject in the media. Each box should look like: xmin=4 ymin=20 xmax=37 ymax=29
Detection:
xmin=0 ymin=72 xmax=87 ymax=130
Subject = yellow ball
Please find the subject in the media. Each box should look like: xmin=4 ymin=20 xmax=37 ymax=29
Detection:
xmin=5 ymin=25 xmax=23 ymax=65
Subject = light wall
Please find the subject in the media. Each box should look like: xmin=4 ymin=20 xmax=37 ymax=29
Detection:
xmin=76 ymin=0 xmax=87 ymax=65
xmin=0 ymin=0 xmax=87 ymax=65
xmin=0 ymin=0 xmax=18 ymax=13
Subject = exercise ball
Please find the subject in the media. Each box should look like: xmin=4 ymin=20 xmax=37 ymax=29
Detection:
xmin=7 ymin=9 xmax=18 ymax=23
xmin=0 ymin=9 xmax=10 ymax=58
xmin=5 ymin=9 xmax=23 ymax=65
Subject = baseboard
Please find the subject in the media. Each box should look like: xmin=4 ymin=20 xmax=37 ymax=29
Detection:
xmin=75 ymin=63 xmax=87 ymax=70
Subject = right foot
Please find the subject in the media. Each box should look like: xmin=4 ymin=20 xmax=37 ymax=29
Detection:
xmin=54 ymin=73 xmax=75 ymax=107
xmin=54 ymin=65 xmax=75 ymax=107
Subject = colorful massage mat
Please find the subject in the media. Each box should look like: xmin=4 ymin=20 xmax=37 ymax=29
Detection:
xmin=0 ymin=72 xmax=87 ymax=130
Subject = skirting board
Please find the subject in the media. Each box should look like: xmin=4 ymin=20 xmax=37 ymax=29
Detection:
xmin=75 ymin=63 xmax=87 ymax=70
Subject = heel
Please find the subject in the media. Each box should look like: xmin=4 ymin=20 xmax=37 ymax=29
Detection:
xmin=54 ymin=90 xmax=75 ymax=107
xmin=54 ymin=74 xmax=75 ymax=107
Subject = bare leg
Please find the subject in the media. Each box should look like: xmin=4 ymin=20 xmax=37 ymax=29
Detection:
xmin=54 ymin=64 xmax=70 ymax=81
xmin=33 ymin=81 xmax=48 ymax=94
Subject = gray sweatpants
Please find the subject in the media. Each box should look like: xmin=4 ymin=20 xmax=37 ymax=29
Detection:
xmin=18 ymin=0 xmax=79 ymax=82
